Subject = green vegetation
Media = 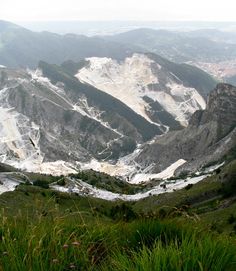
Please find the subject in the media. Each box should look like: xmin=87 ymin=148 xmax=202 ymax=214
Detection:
xmin=69 ymin=170 xmax=142 ymax=194
xmin=0 ymin=190 xmax=235 ymax=271
xmin=133 ymin=160 xmax=236 ymax=234
xmin=220 ymin=164 xmax=236 ymax=197
xmin=0 ymin=160 xmax=235 ymax=270
xmin=101 ymin=232 xmax=235 ymax=271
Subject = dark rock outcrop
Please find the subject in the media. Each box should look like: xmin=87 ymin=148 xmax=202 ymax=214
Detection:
xmin=134 ymin=83 xmax=236 ymax=174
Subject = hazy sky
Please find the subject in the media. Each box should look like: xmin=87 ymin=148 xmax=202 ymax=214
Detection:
xmin=1 ymin=0 xmax=236 ymax=22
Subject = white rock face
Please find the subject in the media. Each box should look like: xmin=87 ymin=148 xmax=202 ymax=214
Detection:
xmin=0 ymin=60 xmax=207 ymax=184
xmin=76 ymin=53 xmax=206 ymax=126
xmin=0 ymin=104 xmax=77 ymax=175
xmin=79 ymin=156 xmax=187 ymax=184
xmin=76 ymin=54 xmax=159 ymax=124
xmin=146 ymin=83 xmax=206 ymax=126
xmin=0 ymin=80 xmax=187 ymax=181
xmin=130 ymin=159 xmax=187 ymax=184
xmin=0 ymin=76 xmax=78 ymax=175
xmin=0 ymin=179 xmax=19 ymax=195
xmin=52 ymin=174 xmax=208 ymax=201
xmin=0 ymin=86 xmax=42 ymax=169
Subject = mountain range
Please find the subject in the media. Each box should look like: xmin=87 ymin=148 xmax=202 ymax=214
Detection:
xmin=0 ymin=20 xmax=235 ymax=185
xmin=1 ymin=20 xmax=236 ymax=68
xmin=0 ymin=20 xmax=135 ymax=68
xmin=0 ymin=16 xmax=236 ymax=271
xmin=105 ymin=28 xmax=236 ymax=63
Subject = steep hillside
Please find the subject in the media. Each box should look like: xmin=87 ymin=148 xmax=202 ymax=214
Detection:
xmin=76 ymin=83 xmax=235 ymax=183
xmin=0 ymin=64 xmax=161 ymax=173
xmin=38 ymin=61 xmax=161 ymax=140
xmin=75 ymin=53 xmax=216 ymax=128
xmin=131 ymin=83 xmax=236 ymax=177
xmin=0 ymin=56 xmax=220 ymax=180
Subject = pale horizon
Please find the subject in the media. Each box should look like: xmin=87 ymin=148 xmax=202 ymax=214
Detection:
xmin=1 ymin=0 xmax=236 ymax=22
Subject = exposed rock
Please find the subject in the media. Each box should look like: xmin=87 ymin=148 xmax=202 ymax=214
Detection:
xmin=134 ymin=83 xmax=236 ymax=174
xmin=75 ymin=53 xmax=215 ymax=128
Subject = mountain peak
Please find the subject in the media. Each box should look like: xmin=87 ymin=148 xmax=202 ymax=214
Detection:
xmin=207 ymin=83 xmax=236 ymax=137
xmin=205 ymin=83 xmax=236 ymax=121
xmin=211 ymin=82 xmax=236 ymax=96
xmin=190 ymin=83 xmax=236 ymax=135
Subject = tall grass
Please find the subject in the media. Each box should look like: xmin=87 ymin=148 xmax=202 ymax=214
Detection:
xmin=101 ymin=231 xmax=236 ymax=271
xmin=0 ymin=206 xmax=235 ymax=271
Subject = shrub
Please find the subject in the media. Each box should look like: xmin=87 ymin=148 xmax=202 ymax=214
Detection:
xmin=185 ymin=183 xmax=193 ymax=190
xmin=110 ymin=203 xmax=137 ymax=222
xmin=33 ymin=180 xmax=49 ymax=189
xmin=228 ymin=214 xmax=236 ymax=224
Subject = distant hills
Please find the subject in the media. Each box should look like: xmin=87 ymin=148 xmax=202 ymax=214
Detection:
xmin=18 ymin=20 xmax=236 ymax=36
xmin=105 ymin=28 xmax=236 ymax=63
xmin=1 ymin=20 xmax=236 ymax=69
xmin=0 ymin=20 xmax=136 ymax=68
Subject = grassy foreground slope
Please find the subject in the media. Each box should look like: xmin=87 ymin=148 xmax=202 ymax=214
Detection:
xmin=0 ymin=160 xmax=235 ymax=270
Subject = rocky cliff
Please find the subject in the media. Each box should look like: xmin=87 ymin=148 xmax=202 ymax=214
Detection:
xmin=132 ymin=83 xmax=236 ymax=175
